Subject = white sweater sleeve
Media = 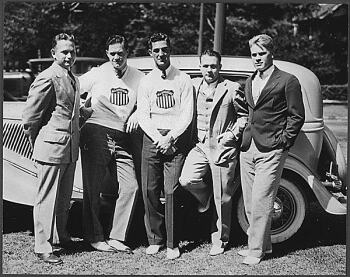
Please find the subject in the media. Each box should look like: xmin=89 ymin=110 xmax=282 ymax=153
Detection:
xmin=168 ymin=74 xmax=194 ymax=140
xmin=137 ymin=78 xmax=163 ymax=142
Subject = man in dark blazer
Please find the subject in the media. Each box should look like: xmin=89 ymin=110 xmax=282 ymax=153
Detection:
xmin=179 ymin=49 xmax=248 ymax=256
xmin=22 ymin=33 xmax=80 ymax=265
xmin=238 ymin=34 xmax=305 ymax=265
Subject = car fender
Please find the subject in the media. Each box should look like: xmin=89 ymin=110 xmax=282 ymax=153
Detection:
xmin=322 ymin=124 xmax=347 ymax=187
xmin=284 ymin=155 xmax=346 ymax=215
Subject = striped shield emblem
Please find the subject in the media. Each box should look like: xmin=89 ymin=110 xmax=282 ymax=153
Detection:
xmin=156 ymin=90 xmax=175 ymax=109
xmin=110 ymin=88 xmax=129 ymax=106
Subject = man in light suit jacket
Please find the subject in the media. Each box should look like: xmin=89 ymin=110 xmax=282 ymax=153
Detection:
xmin=238 ymin=34 xmax=305 ymax=265
xmin=179 ymin=49 xmax=248 ymax=256
xmin=22 ymin=33 xmax=80 ymax=265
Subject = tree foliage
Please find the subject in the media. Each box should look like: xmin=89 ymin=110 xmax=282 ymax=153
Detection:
xmin=3 ymin=2 xmax=347 ymax=84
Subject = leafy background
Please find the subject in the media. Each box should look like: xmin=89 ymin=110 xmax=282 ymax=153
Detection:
xmin=3 ymin=2 xmax=348 ymax=85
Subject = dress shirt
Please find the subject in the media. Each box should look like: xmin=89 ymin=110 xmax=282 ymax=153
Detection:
xmin=252 ymin=65 xmax=275 ymax=104
xmin=199 ymin=80 xmax=218 ymax=99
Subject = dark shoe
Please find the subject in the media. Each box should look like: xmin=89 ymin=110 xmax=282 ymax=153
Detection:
xmin=36 ymin=253 xmax=63 ymax=265
xmin=59 ymin=240 xmax=76 ymax=250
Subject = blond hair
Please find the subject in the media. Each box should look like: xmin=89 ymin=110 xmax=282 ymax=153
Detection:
xmin=249 ymin=34 xmax=274 ymax=53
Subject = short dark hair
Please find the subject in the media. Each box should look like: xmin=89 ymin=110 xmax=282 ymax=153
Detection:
xmin=200 ymin=49 xmax=221 ymax=64
xmin=148 ymin=33 xmax=171 ymax=49
xmin=105 ymin=34 xmax=129 ymax=51
xmin=52 ymin=33 xmax=75 ymax=49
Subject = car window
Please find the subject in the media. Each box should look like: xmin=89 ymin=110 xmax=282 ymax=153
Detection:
xmin=29 ymin=61 xmax=52 ymax=75
xmin=28 ymin=59 xmax=106 ymax=76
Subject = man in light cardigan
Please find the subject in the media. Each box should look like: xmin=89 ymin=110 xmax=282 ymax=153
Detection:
xmin=179 ymin=49 xmax=248 ymax=256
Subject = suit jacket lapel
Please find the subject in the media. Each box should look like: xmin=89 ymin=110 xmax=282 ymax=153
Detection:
xmin=255 ymin=67 xmax=280 ymax=107
xmin=245 ymin=74 xmax=255 ymax=108
xmin=52 ymin=63 xmax=75 ymax=104
xmin=193 ymin=78 xmax=202 ymax=98
xmin=212 ymin=76 xmax=227 ymax=108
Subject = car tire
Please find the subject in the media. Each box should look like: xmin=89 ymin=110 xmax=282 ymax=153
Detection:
xmin=236 ymin=177 xmax=308 ymax=244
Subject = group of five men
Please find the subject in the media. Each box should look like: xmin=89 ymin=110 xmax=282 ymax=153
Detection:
xmin=22 ymin=32 xmax=305 ymax=266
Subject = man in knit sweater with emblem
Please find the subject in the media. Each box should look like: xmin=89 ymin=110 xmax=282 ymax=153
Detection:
xmin=137 ymin=33 xmax=194 ymax=260
xmin=179 ymin=50 xmax=248 ymax=256
xmin=79 ymin=34 xmax=144 ymax=253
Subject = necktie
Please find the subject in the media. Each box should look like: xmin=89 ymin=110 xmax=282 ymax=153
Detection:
xmin=161 ymin=70 xmax=166 ymax=79
xmin=68 ymin=70 xmax=76 ymax=91
xmin=116 ymin=69 xmax=122 ymax=78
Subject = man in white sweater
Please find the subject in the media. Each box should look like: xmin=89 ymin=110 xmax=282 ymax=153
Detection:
xmin=137 ymin=33 xmax=194 ymax=260
xmin=79 ymin=34 xmax=144 ymax=253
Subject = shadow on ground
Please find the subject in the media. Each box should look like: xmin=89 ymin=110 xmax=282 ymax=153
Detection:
xmin=3 ymin=197 xmax=346 ymax=255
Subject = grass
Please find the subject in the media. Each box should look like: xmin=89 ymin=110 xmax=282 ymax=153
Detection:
xmin=2 ymin=200 xmax=346 ymax=275
xmin=3 ymin=104 xmax=347 ymax=275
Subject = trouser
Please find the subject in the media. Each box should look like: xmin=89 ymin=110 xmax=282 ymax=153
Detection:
xmin=141 ymin=131 xmax=188 ymax=249
xmin=179 ymin=141 xmax=238 ymax=248
xmin=130 ymin=127 xmax=144 ymax=189
xmin=240 ymin=140 xmax=288 ymax=258
xmin=80 ymin=123 xmax=139 ymax=243
xmin=34 ymin=161 xmax=76 ymax=253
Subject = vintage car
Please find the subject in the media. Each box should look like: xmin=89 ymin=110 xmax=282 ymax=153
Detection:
xmin=3 ymin=57 xmax=106 ymax=101
xmin=3 ymin=55 xmax=347 ymax=244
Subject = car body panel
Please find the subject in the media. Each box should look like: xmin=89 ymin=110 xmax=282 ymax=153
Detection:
xmin=2 ymin=56 xmax=346 ymax=218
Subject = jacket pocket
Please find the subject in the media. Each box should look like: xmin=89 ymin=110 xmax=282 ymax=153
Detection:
xmin=42 ymin=130 xmax=69 ymax=144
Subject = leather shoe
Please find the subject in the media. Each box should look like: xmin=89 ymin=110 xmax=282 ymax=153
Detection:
xmin=52 ymin=245 xmax=63 ymax=253
xmin=238 ymin=249 xmax=272 ymax=257
xmin=107 ymin=239 xmax=133 ymax=254
xmin=241 ymin=255 xmax=263 ymax=265
xmin=166 ymin=247 xmax=180 ymax=260
xmin=55 ymin=240 xmax=75 ymax=251
xmin=90 ymin=241 xmax=117 ymax=252
xmin=209 ymin=245 xmax=225 ymax=256
xmin=146 ymin=244 xmax=163 ymax=255
xmin=36 ymin=253 xmax=63 ymax=265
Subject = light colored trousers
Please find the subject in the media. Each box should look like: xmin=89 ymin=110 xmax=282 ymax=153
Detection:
xmin=34 ymin=162 xmax=76 ymax=253
xmin=240 ymin=140 xmax=288 ymax=258
xmin=179 ymin=141 xmax=238 ymax=248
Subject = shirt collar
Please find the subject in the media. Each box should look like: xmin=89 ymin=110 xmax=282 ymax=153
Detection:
xmin=202 ymin=79 xmax=218 ymax=90
xmin=109 ymin=63 xmax=128 ymax=78
xmin=258 ymin=64 xmax=275 ymax=80
xmin=155 ymin=65 xmax=172 ymax=77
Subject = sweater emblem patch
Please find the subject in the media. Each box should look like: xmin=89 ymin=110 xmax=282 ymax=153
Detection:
xmin=156 ymin=90 xmax=175 ymax=109
xmin=110 ymin=87 xmax=129 ymax=106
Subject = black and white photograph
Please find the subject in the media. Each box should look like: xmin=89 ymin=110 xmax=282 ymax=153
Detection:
xmin=2 ymin=1 xmax=347 ymax=275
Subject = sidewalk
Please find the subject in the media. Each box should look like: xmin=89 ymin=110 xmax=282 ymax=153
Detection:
xmin=323 ymin=102 xmax=348 ymax=121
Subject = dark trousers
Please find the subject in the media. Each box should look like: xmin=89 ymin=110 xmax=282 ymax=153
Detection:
xmin=80 ymin=123 xmax=139 ymax=243
xmin=141 ymin=132 xmax=188 ymax=249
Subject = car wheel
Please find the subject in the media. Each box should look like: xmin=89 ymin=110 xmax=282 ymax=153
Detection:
xmin=236 ymin=177 xmax=308 ymax=244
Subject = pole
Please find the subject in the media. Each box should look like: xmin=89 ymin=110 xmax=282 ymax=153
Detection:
xmin=198 ymin=3 xmax=204 ymax=56
xmin=214 ymin=3 xmax=225 ymax=54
